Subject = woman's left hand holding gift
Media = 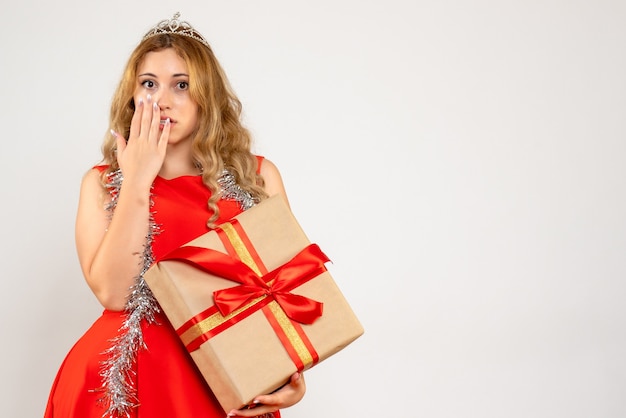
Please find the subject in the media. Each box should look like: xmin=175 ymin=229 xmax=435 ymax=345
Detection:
xmin=227 ymin=372 xmax=306 ymax=417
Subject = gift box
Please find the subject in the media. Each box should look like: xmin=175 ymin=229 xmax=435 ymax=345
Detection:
xmin=144 ymin=195 xmax=364 ymax=412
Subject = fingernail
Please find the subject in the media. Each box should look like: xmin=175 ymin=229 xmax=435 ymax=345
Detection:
xmin=110 ymin=129 xmax=116 ymax=137
xmin=253 ymin=399 xmax=260 ymax=404
xmin=147 ymin=94 xmax=152 ymax=102
xmin=166 ymin=118 xmax=170 ymax=124
xmin=138 ymin=98 xmax=143 ymax=106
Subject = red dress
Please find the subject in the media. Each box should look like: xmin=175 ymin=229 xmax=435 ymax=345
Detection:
xmin=45 ymin=158 xmax=277 ymax=417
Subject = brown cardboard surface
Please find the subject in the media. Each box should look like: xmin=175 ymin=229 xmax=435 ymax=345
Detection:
xmin=144 ymin=195 xmax=363 ymax=412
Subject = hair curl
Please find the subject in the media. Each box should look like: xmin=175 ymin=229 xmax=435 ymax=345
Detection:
xmin=100 ymin=34 xmax=267 ymax=225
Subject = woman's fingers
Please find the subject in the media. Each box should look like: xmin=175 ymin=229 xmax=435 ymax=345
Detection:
xmin=128 ymin=97 xmax=143 ymax=141
xmin=148 ymin=98 xmax=162 ymax=144
xmin=127 ymin=93 xmax=158 ymax=143
xmin=132 ymin=94 xmax=164 ymax=147
xmin=158 ymin=118 xmax=171 ymax=155
xmin=226 ymin=372 xmax=306 ymax=417
xmin=111 ymin=129 xmax=126 ymax=154
xmin=140 ymin=94 xmax=155 ymax=141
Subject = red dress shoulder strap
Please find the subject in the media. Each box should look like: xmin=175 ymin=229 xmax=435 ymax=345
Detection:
xmin=93 ymin=164 xmax=109 ymax=173
xmin=255 ymin=155 xmax=264 ymax=174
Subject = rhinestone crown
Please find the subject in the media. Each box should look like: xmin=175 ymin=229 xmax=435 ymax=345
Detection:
xmin=142 ymin=12 xmax=209 ymax=48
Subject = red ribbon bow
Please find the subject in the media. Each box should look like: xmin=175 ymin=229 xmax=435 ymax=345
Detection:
xmin=159 ymin=243 xmax=328 ymax=324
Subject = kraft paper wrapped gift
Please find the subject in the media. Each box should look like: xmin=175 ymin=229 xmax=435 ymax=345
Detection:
xmin=144 ymin=195 xmax=364 ymax=412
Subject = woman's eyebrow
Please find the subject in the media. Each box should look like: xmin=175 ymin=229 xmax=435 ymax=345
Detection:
xmin=138 ymin=72 xmax=189 ymax=78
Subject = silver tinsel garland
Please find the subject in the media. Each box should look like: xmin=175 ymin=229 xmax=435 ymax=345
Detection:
xmin=97 ymin=168 xmax=259 ymax=418
xmin=217 ymin=169 xmax=258 ymax=211
xmin=97 ymin=169 xmax=161 ymax=418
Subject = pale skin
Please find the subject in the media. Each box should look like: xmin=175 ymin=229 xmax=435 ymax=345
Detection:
xmin=75 ymin=48 xmax=304 ymax=417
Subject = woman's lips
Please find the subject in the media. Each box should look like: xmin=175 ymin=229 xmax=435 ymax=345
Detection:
xmin=159 ymin=119 xmax=174 ymax=130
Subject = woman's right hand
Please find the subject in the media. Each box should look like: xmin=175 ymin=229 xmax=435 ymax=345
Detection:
xmin=77 ymin=94 xmax=170 ymax=311
xmin=111 ymin=94 xmax=170 ymax=189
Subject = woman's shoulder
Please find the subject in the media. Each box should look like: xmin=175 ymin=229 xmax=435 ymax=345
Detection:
xmin=79 ymin=165 xmax=108 ymax=189
xmin=257 ymin=157 xmax=288 ymax=203
xmin=258 ymin=157 xmax=280 ymax=177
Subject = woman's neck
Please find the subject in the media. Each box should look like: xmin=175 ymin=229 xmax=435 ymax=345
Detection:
xmin=158 ymin=143 xmax=201 ymax=179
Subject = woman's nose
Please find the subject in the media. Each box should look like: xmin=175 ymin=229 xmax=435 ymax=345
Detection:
xmin=153 ymin=91 xmax=171 ymax=110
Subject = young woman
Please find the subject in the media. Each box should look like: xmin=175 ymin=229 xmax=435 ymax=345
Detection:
xmin=45 ymin=13 xmax=305 ymax=418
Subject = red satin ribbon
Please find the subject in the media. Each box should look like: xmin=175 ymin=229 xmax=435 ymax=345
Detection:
xmin=159 ymin=243 xmax=328 ymax=324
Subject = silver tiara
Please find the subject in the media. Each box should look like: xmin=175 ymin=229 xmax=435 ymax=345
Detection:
xmin=142 ymin=12 xmax=210 ymax=47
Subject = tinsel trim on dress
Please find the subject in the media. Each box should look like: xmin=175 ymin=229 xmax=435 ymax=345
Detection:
xmin=217 ymin=169 xmax=259 ymax=210
xmin=97 ymin=168 xmax=260 ymax=418
xmin=96 ymin=169 xmax=161 ymax=418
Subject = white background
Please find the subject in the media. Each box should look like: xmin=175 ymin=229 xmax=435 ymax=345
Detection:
xmin=1 ymin=1 xmax=625 ymax=417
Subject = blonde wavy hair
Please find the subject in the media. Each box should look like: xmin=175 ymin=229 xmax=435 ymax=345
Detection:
xmin=100 ymin=33 xmax=267 ymax=225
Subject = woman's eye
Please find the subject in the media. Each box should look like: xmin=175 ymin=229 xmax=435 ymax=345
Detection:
xmin=177 ymin=81 xmax=189 ymax=90
xmin=141 ymin=80 xmax=155 ymax=89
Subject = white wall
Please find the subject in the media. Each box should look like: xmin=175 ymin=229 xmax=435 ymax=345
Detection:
xmin=1 ymin=1 xmax=625 ymax=417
